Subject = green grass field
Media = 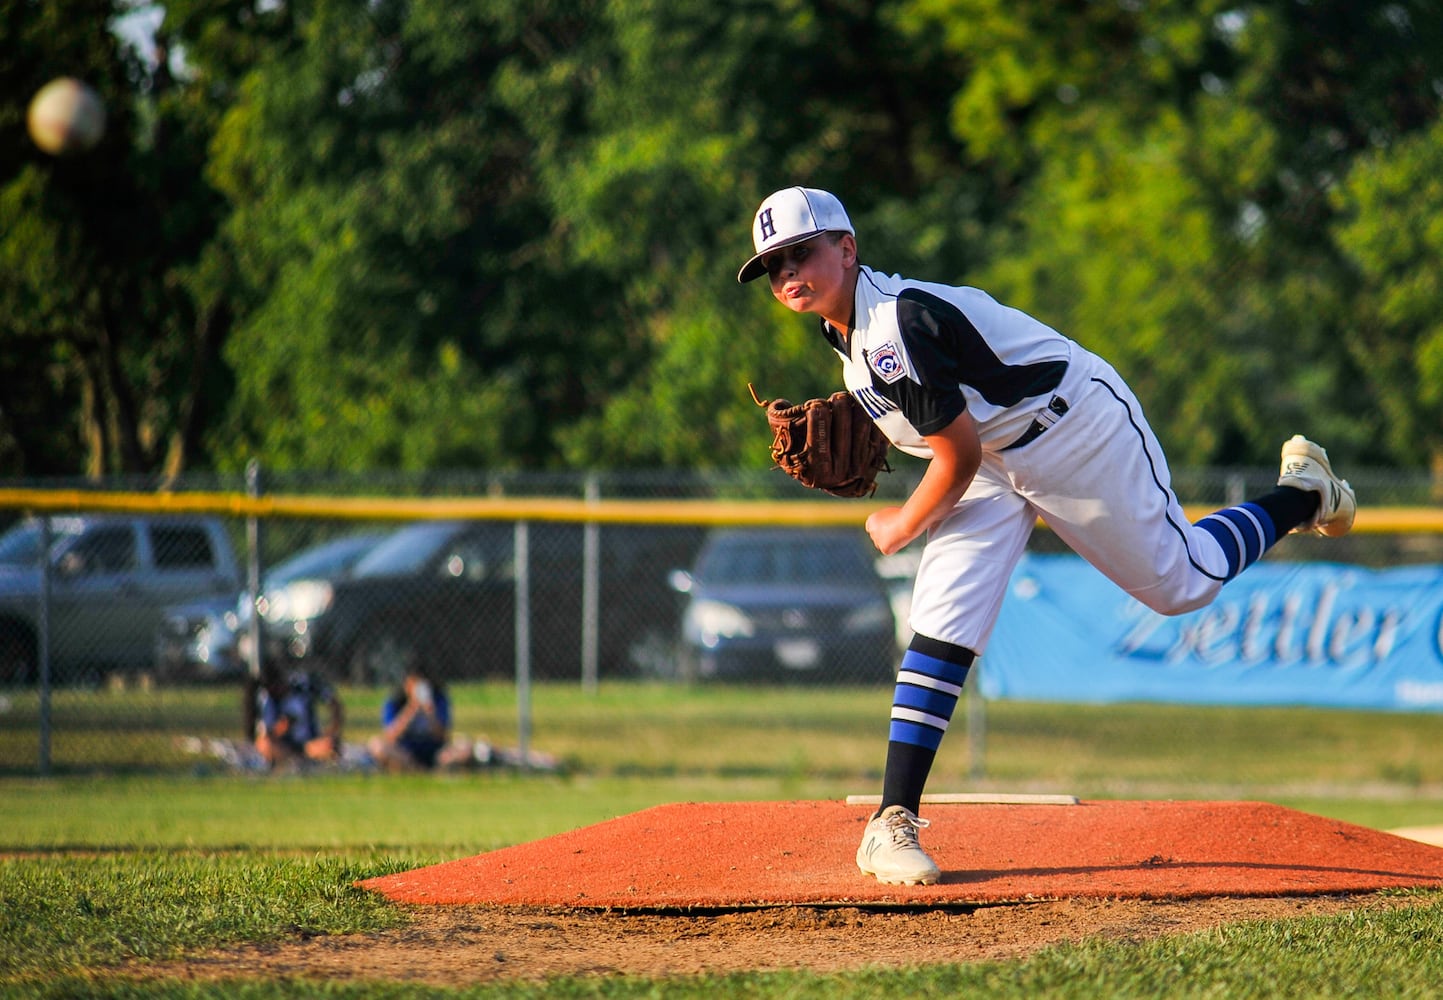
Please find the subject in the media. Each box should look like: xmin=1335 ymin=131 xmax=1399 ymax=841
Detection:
xmin=4 ymin=682 xmax=1443 ymax=996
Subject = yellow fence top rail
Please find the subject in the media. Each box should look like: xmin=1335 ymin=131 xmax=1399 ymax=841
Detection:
xmin=0 ymin=488 xmax=1438 ymax=533
xmin=0 ymin=489 xmax=866 ymax=527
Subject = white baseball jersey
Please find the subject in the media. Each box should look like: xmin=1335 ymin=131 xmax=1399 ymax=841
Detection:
xmin=823 ymin=267 xmax=1073 ymax=456
xmin=823 ymin=265 xmax=1239 ymax=655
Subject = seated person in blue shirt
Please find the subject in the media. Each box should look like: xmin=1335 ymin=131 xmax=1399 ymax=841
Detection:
xmin=369 ymin=667 xmax=472 ymax=770
xmin=254 ymin=668 xmax=343 ymax=769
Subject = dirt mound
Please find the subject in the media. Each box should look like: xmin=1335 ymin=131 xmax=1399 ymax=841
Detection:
xmin=359 ymin=800 xmax=1443 ymax=907
xmin=136 ymin=893 xmax=1427 ymax=986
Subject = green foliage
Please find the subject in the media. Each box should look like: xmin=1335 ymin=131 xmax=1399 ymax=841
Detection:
xmin=910 ymin=0 xmax=1443 ymax=464
xmin=204 ymin=0 xmax=626 ymax=470
xmin=0 ymin=0 xmax=231 ymax=478
xmin=1331 ymin=117 xmax=1443 ymax=469
xmin=554 ymin=294 xmax=826 ymax=469
xmin=2 ymin=0 xmax=1443 ymax=474
xmin=980 ymin=104 xmax=1262 ymax=462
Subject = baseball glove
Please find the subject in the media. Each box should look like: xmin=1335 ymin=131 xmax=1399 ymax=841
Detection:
xmin=751 ymin=385 xmax=891 ymax=498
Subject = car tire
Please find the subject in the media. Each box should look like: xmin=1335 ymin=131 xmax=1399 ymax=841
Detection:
xmin=347 ymin=626 xmax=420 ymax=687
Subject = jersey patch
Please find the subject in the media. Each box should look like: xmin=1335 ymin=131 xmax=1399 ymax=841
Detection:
xmin=867 ymin=342 xmax=908 ymax=384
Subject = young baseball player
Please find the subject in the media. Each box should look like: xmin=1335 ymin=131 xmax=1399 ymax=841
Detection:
xmin=738 ymin=186 xmax=1356 ymax=886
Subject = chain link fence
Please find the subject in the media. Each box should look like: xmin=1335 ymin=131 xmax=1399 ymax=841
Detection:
xmin=0 ymin=464 xmax=1438 ymax=775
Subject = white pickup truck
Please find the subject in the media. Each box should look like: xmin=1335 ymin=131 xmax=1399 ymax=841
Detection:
xmin=0 ymin=515 xmax=241 ymax=686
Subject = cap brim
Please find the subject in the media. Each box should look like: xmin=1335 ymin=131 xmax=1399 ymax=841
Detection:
xmin=737 ymin=255 xmax=768 ymax=283
xmin=736 ymin=230 xmax=824 ymax=284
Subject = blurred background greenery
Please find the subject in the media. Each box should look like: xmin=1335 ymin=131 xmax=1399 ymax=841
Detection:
xmin=5 ymin=0 xmax=1443 ymax=484
xmin=6 ymin=684 xmax=1443 ymax=847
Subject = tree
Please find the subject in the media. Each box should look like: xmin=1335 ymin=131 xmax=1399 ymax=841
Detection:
xmin=0 ymin=0 xmax=233 ymax=478
xmin=911 ymin=0 xmax=1443 ymax=465
xmin=551 ymin=0 xmax=987 ymax=467
xmin=1331 ymin=118 xmax=1443 ymax=479
xmin=204 ymin=0 xmax=637 ymax=471
xmin=5 ymin=0 xmax=1443 ymax=478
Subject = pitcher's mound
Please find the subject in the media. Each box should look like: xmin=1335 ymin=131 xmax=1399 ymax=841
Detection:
xmin=358 ymin=799 xmax=1443 ymax=909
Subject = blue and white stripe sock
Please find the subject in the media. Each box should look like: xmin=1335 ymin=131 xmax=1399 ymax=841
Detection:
xmin=880 ymin=635 xmax=975 ymax=814
xmin=1195 ymin=501 xmax=1278 ymax=581
xmin=890 ymin=644 xmax=970 ymax=751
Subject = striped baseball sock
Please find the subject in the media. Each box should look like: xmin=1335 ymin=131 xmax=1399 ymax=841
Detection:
xmin=1195 ymin=487 xmax=1316 ymax=581
xmin=879 ymin=634 xmax=975 ymax=815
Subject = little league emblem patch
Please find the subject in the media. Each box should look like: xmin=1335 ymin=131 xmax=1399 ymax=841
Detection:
xmin=868 ymin=342 xmax=907 ymax=384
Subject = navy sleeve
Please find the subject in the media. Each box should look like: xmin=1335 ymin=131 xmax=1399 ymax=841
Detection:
xmin=888 ymin=289 xmax=1066 ymax=435
xmin=886 ymin=298 xmax=969 ymax=436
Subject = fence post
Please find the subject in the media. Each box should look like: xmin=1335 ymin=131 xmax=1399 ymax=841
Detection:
xmin=515 ymin=520 xmax=532 ymax=767
xmin=967 ymin=664 xmax=986 ymax=781
xmin=581 ymin=475 xmax=600 ymax=694
xmin=1227 ymin=472 xmax=1246 ymax=507
xmin=242 ymin=460 xmax=263 ymax=741
xmin=37 ymin=516 xmax=52 ymax=775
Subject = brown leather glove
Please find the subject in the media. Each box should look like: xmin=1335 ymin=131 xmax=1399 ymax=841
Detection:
xmin=758 ymin=388 xmax=891 ymax=498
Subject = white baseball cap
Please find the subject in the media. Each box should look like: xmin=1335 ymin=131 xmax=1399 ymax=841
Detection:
xmin=737 ymin=187 xmax=854 ymax=283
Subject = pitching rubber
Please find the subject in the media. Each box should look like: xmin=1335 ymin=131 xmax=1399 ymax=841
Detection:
xmin=845 ymin=792 xmax=1080 ymax=806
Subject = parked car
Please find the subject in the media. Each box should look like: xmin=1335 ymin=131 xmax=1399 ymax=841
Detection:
xmin=667 ymin=527 xmax=897 ymax=684
xmin=256 ymin=519 xmax=705 ymax=685
xmin=153 ymin=531 xmax=386 ymax=684
xmin=0 ymin=515 xmax=241 ymax=686
xmin=0 ymin=516 xmax=87 ymax=568
xmin=253 ymin=520 xmax=510 ymax=685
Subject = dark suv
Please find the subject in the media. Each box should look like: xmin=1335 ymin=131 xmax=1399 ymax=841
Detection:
xmin=669 ymin=528 xmax=897 ymax=684
xmin=0 ymin=515 xmax=241 ymax=686
xmin=257 ymin=519 xmax=705 ymax=685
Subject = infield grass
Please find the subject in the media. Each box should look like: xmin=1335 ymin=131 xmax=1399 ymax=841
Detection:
xmin=5 ymin=683 xmax=1443 ymax=996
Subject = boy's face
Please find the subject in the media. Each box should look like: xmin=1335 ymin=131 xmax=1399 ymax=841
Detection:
xmin=764 ymin=232 xmax=856 ymax=323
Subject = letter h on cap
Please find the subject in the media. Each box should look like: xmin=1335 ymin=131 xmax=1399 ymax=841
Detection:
xmin=758 ymin=208 xmax=776 ymax=241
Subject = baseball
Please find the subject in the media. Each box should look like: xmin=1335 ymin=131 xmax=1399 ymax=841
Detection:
xmin=27 ymin=77 xmax=106 ymax=156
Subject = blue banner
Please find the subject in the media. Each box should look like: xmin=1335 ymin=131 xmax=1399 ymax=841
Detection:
xmin=980 ymin=554 xmax=1443 ymax=711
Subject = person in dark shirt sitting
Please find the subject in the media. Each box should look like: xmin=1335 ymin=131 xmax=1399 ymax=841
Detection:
xmin=369 ymin=667 xmax=472 ymax=771
xmin=254 ymin=667 xmax=343 ymax=770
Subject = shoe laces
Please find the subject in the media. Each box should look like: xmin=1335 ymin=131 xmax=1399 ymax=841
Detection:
xmin=882 ymin=808 xmax=930 ymax=848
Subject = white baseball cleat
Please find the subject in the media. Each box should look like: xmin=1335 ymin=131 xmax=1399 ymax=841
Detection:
xmin=1278 ymin=435 xmax=1356 ymax=538
xmin=856 ymin=805 xmax=941 ymax=885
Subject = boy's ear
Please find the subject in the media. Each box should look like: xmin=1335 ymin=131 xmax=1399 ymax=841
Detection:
xmin=839 ymin=232 xmax=858 ymax=266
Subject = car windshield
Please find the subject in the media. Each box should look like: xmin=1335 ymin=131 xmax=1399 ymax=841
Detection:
xmin=0 ymin=517 xmax=87 ymax=567
xmin=269 ymin=534 xmax=382 ymax=585
xmin=697 ymin=535 xmax=871 ymax=585
xmin=350 ymin=523 xmax=458 ymax=578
